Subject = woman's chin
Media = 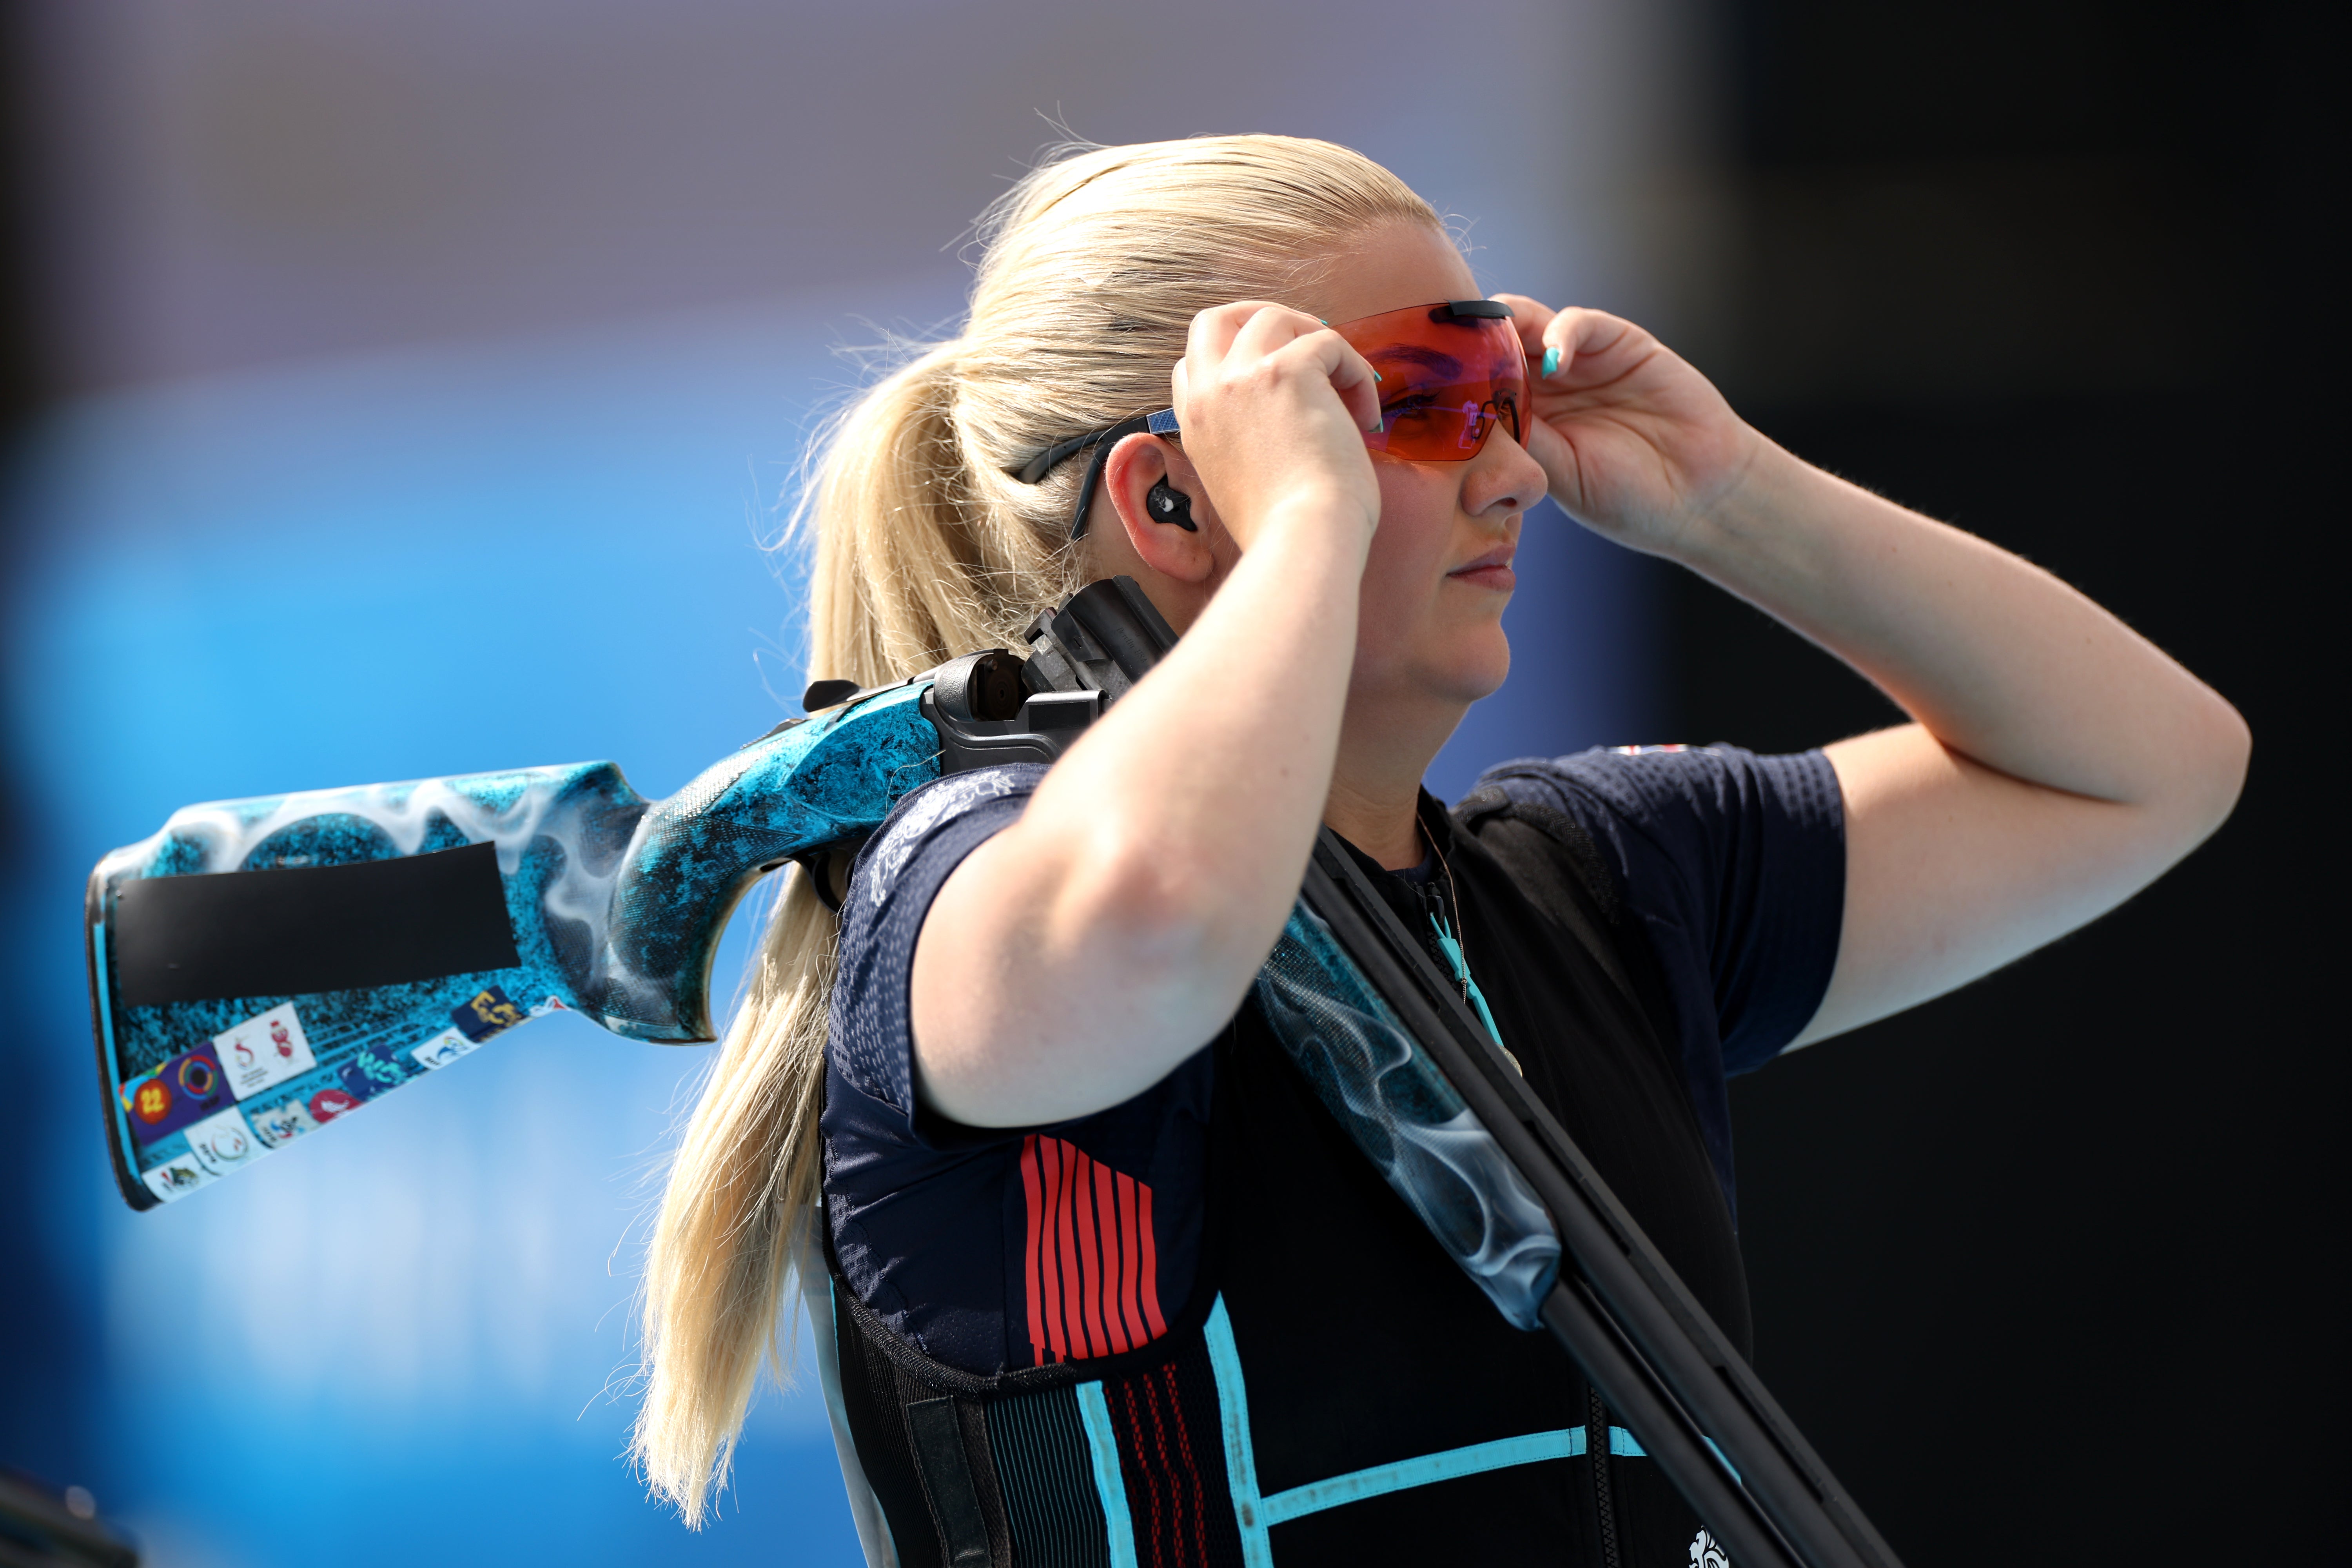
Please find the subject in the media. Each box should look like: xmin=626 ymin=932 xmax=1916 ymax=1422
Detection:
xmin=1461 ymin=631 xmax=1513 ymax=697
xmin=1352 ymin=628 xmax=1510 ymax=713
xmin=1428 ymin=642 xmax=1512 ymax=708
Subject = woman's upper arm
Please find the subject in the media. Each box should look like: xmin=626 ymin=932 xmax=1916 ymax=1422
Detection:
xmin=1795 ymin=717 xmax=2249 ymax=1047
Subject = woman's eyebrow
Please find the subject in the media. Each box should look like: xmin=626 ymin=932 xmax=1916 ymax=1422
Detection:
xmin=1366 ymin=344 xmax=1467 ymax=378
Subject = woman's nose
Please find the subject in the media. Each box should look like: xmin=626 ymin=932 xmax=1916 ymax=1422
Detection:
xmin=1465 ymin=433 xmax=1548 ymax=516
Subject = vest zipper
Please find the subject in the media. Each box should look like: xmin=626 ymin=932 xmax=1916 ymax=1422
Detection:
xmin=1587 ymin=1382 xmax=1624 ymax=1568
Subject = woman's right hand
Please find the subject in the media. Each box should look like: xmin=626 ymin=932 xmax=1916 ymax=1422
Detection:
xmin=1169 ymin=301 xmax=1385 ymax=550
xmin=907 ymin=302 xmax=1384 ymax=1130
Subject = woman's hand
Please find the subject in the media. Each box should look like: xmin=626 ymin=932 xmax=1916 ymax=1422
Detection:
xmin=1171 ymin=301 xmax=1385 ymax=550
xmin=1499 ymin=300 xmax=2252 ymax=1051
xmin=907 ymin=301 xmax=1386 ymax=1129
xmin=1489 ymin=295 xmax=1759 ymax=557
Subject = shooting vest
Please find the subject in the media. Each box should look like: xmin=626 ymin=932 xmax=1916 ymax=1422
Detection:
xmin=822 ymin=788 xmax=1753 ymax=1567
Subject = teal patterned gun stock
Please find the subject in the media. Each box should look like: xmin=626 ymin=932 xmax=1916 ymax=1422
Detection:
xmin=86 ymin=685 xmax=941 ymax=1209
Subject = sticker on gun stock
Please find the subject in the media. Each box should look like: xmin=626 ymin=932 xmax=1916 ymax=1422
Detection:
xmin=140 ymin=1152 xmax=214 ymax=1203
xmin=410 ymin=1029 xmax=479 ymax=1071
xmin=213 ymin=1003 xmax=317 ymax=1101
xmin=307 ymin=1085 xmax=364 ymax=1123
xmin=452 ymin=985 xmax=525 ymax=1041
xmin=183 ymin=1107 xmax=268 ymax=1176
xmin=121 ymin=1044 xmax=234 ymax=1146
xmin=341 ymin=1045 xmax=416 ymax=1097
xmin=247 ymin=1098 xmax=319 ymax=1149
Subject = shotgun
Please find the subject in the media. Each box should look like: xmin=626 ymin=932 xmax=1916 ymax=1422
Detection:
xmin=83 ymin=575 xmax=1899 ymax=1568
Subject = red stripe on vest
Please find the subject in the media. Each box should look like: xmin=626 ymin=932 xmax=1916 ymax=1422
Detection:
xmin=1038 ymin=1136 xmax=1066 ymax=1361
xmin=1053 ymin=1137 xmax=1083 ymax=1358
xmin=1019 ymin=1136 xmax=1049 ymax=1364
xmin=1137 ymin=1181 xmax=1166 ymax=1337
xmin=1074 ymin=1151 xmax=1108 ymax=1356
xmin=1093 ymin=1160 xmax=1131 ymax=1354
xmin=1160 ymin=1363 xmax=1211 ymax=1563
xmin=1109 ymin=1364 xmax=1217 ymax=1568
xmin=1020 ymin=1135 xmax=1167 ymax=1365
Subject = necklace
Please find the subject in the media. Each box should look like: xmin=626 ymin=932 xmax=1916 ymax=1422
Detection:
xmin=1417 ymin=819 xmax=1523 ymax=1075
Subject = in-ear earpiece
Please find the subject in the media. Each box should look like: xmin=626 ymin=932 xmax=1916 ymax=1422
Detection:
xmin=1146 ymin=479 xmax=1198 ymax=532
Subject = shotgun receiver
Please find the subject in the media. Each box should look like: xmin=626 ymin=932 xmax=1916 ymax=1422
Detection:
xmin=84 ymin=574 xmax=1900 ymax=1568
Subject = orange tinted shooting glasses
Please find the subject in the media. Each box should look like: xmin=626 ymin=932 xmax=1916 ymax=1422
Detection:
xmin=1014 ymin=299 xmax=1528 ymax=539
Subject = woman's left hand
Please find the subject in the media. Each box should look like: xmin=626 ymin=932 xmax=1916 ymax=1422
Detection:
xmin=1489 ymin=294 xmax=1758 ymax=557
xmin=1483 ymin=300 xmax=2250 ymax=1056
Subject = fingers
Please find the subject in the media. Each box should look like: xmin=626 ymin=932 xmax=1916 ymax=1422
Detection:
xmin=1179 ymin=300 xmax=1382 ymax=434
xmin=1225 ymin=299 xmax=1321 ymax=360
xmin=1524 ymin=304 xmax=1641 ymax=386
xmin=1490 ymin=292 xmax=1558 ymax=363
xmin=1322 ymin=340 xmax=1383 ymax=434
xmin=1183 ymin=298 xmax=1272 ymax=364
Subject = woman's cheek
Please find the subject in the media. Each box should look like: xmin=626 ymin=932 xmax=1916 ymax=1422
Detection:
xmin=1367 ymin=464 xmax=1455 ymax=581
xmin=1351 ymin=469 xmax=1458 ymax=677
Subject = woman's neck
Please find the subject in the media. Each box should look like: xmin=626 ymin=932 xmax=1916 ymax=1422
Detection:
xmin=1324 ymin=699 xmax=1458 ymax=869
xmin=1323 ymin=781 xmax=1424 ymax=869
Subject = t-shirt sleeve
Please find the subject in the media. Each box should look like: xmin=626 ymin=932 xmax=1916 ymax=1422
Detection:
xmin=1476 ymin=745 xmax=1846 ymax=1074
xmin=829 ymin=764 xmax=1045 ymax=1135
xmin=821 ymin=762 xmax=1216 ymax=1374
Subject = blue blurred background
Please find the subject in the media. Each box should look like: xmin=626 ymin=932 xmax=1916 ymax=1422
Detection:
xmin=4 ymin=1 xmax=2333 ymax=1563
xmin=0 ymin=3 xmax=1682 ymax=1562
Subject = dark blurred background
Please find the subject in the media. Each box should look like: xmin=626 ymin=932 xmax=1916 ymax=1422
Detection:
xmin=1681 ymin=3 xmax=2339 ymax=1564
xmin=0 ymin=1 xmax=2333 ymax=1563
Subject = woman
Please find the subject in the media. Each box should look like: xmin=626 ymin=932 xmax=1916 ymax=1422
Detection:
xmin=633 ymin=137 xmax=2246 ymax=1564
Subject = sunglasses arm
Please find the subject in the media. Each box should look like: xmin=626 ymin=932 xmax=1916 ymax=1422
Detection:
xmin=1066 ymin=408 xmax=1185 ymax=541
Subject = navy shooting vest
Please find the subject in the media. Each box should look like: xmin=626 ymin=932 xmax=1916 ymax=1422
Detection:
xmin=826 ymin=787 xmax=1752 ymax=1567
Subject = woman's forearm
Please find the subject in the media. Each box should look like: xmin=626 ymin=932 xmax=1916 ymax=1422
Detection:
xmin=911 ymin=497 xmax=1369 ymax=1125
xmin=1670 ymin=437 xmax=2248 ymax=1044
xmin=1676 ymin=439 xmax=2247 ymax=819
xmin=1512 ymin=299 xmax=2245 ymax=1041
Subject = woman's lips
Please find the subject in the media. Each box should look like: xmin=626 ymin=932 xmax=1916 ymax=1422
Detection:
xmin=1448 ymin=546 xmax=1517 ymax=591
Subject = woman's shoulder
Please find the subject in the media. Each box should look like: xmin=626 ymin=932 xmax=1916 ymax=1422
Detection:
xmin=1469 ymin=744 xmax=1840 ymax=846
xmin=831 ymin=763 xmax=1050 ymax=1112
xmin=1460 ymin=743 xmax=1845 ymax=1071
xmin=1457 ymin=744 xmax=1845 ymax=956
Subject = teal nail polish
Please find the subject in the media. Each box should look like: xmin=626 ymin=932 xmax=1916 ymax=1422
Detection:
xmin=1541 ymin=346 xmax=1561 ymax=377
xmin=1372 ymin=369 xmax=1383 ymax=382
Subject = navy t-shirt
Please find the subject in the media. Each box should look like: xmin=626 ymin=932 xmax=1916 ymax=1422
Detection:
xmin=820 ymin=746 xmax=1845 ymax=1378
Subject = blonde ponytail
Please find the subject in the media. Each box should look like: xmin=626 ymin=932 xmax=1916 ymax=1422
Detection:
xmin=633 ymin=134 xmax=1439 ymax=1524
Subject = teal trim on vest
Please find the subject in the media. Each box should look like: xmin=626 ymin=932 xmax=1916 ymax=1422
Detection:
xmin=1203 ymin=1293 xmax=1639 ymax=1544
xmin=1203 ymin=1298 xmax=1275 ymax=1566
xmin=1260 ymin=1428 xmax=1581 ymax=1526
xmin=1074 ymin=1381 xmax=1140 ymax=1568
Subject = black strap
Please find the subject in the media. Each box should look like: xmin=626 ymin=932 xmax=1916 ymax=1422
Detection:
xmin=907 ymin=1397 xmax=996 ymax=1567
xmin=110 ymin=840 xmax=520 ymax=1006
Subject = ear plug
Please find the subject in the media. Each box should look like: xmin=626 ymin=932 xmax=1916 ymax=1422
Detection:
xmin=1146 ymin=480 xmax=1198 ymax=532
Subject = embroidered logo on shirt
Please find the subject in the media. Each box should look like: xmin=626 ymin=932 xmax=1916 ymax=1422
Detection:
xmin=1691 ymin=1528 xmax=1730 ymax=1567
xmin=866 ymin=771 xmax=1019 ymax=906
xmin=1019 ymin=1133 xmax=1167 ymax=1363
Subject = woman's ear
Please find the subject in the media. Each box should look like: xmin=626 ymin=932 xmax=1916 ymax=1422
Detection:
xmin=1103 ymin=434 xmax=1221 ymax=585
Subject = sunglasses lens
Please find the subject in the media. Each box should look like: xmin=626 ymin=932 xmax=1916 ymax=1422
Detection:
xmin=1338 ymin=304 xmax=1527 ymax=463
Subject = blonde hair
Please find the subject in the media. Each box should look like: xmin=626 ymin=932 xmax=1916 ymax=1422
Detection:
xmin=631 ymin=134 xmax=1438 ymax=1523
